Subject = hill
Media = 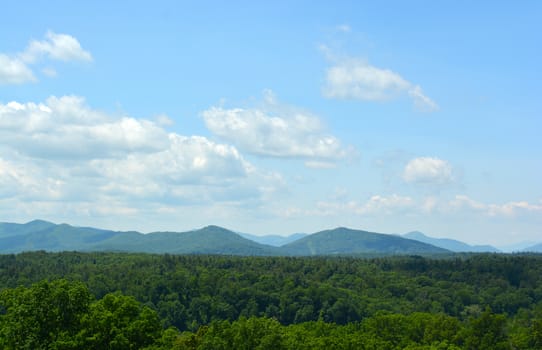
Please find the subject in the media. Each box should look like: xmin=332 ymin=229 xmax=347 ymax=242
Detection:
xmin=281 ymin=227 xmax=449 ymax=255
xmin=403 ymin=231 xmax=499 ymax=252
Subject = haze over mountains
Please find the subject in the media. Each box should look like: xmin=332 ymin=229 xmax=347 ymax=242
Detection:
xmin=403 ymin=231 xmax=500 ymax=253
xmin=0 ymin=220 xmax=540 ymax=255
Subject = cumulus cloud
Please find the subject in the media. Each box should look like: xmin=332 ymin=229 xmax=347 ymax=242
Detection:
xmin=20 ymin=31 xmax=92 ymax=63
xmin=403 ymin=157 xmax=453 ymax=184
xmin=0 ymin=96 xmax=168 ymax=159
xmin=0 ymin=31 xmax=91 ymax=85
xmin=0 ymin=158 xmax=65 ymax=201
xmin=322 ymin=56 xmax=438 ymax=112
xmin=202 ymin=91 xmax=353 ymax=166
xmin=0 ymin=96 xmax=281 ymax=217
xmin=0 ymin=54 xmax=36 ymax=84
xmin=91 ymin=135 xmax=250 ymax=188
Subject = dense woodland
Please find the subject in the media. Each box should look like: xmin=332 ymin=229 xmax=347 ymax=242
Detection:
xmin=1 ymin=252 xmax=541 ymax=349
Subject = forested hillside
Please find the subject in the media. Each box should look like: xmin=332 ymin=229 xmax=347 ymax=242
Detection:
xmin=0 ymin=220 xmax=448 ymax=255
xmin=1 ymin=252 xmax=541 ymax=349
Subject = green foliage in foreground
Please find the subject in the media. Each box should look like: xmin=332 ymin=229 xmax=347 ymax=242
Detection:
xmin=1 ymin=280 xmax=541 ymax=349
xmin=1 ymin=252 xmax=542 ymax=348
xmin=0 ymin=279 xmax=161 ymax=349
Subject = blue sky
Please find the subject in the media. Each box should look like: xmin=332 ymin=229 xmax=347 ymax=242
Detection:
xmin=1 ymin=1 xmax=540 ymax=246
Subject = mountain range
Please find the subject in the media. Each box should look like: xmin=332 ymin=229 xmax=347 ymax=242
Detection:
xmin=0 ymin=220 xmax=539 ymax=255
xmin=403 ymin=231 xmax=500 ymax=252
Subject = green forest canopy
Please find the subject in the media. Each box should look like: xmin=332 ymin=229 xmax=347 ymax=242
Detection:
xmin=1 ymin=252 xmax=541 ymax=349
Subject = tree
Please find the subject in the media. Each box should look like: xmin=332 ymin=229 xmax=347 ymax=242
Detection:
xmin=0 ymin=279 xmax=91 ymax=349
xmin=77 ymin=292 xmax=162 ymax=349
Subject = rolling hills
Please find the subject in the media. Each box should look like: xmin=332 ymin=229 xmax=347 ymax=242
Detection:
xmin=6 ymin=220 xmax=527 ymax=256
xmin=0 ymin=221 xmax=278 ymax=255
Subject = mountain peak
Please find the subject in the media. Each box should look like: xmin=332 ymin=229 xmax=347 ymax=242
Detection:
xmin=26 ymin=219 xmax=55 ymax=226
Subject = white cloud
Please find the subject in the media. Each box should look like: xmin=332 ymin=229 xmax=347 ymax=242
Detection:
xmin=91 ymin=134 xmax=250 ymax=188
xmin=323 ymin=57 xmax=438 ymax=112
xmin=315 ymin=194 xmax=414 ymax=216
xmin=449 ymin=195 xmax=542 ymax=217
xmin=408 ymin=85 xmax=439 ymax=112
xmin=0 ymin=158 xmax=65 ymax=201
xmin=0 ymin=96 xmax=282 ymax=216
xmin=280 ymin=192 xmax=542 ymax=228
xmin=488 ymin=201 xmax=542 ymax=217
xmin=202 ymin=91 xmax=352 ymax=164
xmin=0 ymin=31 xmax=91 ymax=85
xmin=403 ymin=157 xmax=453 ymax=184
xmin=449 ymin=195 xmax=486 ymax=211
xmin=21 ymin=31 xmax=92 ymax=63
xmin=0 ymin=54 xmax=35 ymax=84
xmin=154 ymin=114 xmax=174 ymax=126
xmin=0 ymin=96 xmax=168 ymax=159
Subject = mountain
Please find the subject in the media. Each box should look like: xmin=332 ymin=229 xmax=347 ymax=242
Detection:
xmin=0 ymin=221 xmax=484 ymax=256
xmin=280 ymin=227 xmax=449 ymax=255
xmin=239 ymin=232 xmax=307 ymax=246
xmin=0 ymin=222 xmax=278 ymax=255
xmin=523 ymin=243 xmax=542 ymax=253
xmin=91 ymin=225 xmax=279 ymax=255
xmin=0 ymin=219 xmax=56 ymax=238
xmin=0 ymin=222 xmax=117 ymax=253
xmin=403 ymin=231 xmax=499 ymax=253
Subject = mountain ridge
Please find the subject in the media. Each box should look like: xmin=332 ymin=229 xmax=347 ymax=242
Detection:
xmin=1 ymin=220 xmax=534 ymax=256
xmin=403 ymin=231 xmax=500 ymax=252
xmin=281 ymin=227 xmax=449 ymax=255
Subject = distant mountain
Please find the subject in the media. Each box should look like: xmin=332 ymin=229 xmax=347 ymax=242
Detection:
xmin=92 ymin=225 xmax=279 ymax=255
xmin=0 ymin=222 xmax=278 ymax=255
xmin=498 ymin=241 xmax=538 ymax=253
xmin=0 ymin=222 xmax=117 ymax=253
xmin=239 ymin=232 xmax=307 ymax=247
xmin=403 ymin=231 xmax=499 ymax=253
xmin=3 ymin=221 xmax=503 ymax=256
xmin=0 ymin=219 xmax=56 ymax=238
xmin=523 ymin=243 xmax=542 ymax=253
xmin=281 ymin=227 xmax=449 ymax=255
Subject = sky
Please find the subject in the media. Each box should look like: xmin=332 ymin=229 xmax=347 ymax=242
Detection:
xmin=0 ymin=1 xmax=540 ymax=246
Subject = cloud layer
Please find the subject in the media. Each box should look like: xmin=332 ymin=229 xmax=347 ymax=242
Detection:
xmin=0 ymin=96 xmax=282 ymax=219
xmin=282 ymin=194 xmax=542 ymax=222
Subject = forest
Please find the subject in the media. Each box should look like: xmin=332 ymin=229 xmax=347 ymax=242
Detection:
xmin=0 ymin=252 xmax=541 ymax=349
